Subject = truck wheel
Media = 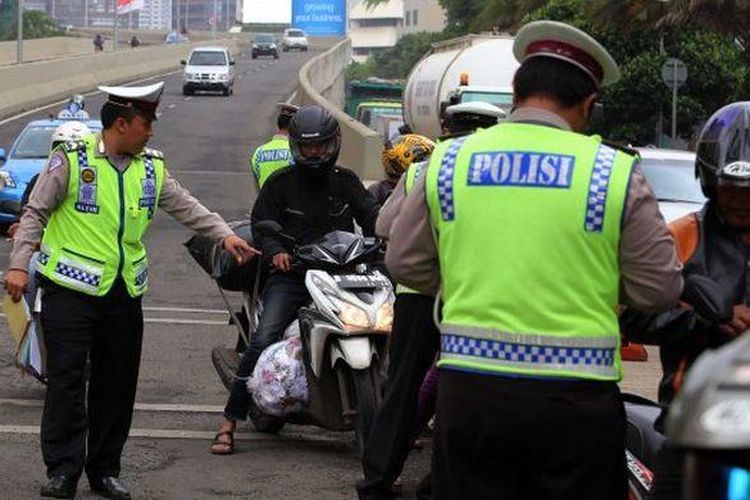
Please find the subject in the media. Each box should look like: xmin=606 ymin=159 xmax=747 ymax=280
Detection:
xmin=222 ymin=86 xmax=230 ymax=97
xmin=248 ymin=403 xmax=285 ymax=434
xmin=252 ymin=54 xmax=257 ymax=59
xmin=351 ymin=366 xmax=380 ymax=457
xmin=182 ymin=86 xmax=192 ymax=96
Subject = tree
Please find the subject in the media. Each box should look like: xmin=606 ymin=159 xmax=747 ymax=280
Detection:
xmin=523 ymin=0 xmax=748 ymax=144
xmin=0 ymin=7 xmax=64 ymax=41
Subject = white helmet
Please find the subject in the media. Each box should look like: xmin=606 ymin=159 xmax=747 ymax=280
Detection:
xmin=50 ymin=121 xmax=92 ymax=150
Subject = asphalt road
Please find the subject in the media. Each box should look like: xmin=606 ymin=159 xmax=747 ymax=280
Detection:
xmin=0 ymin=44 xmax=664 ymax=499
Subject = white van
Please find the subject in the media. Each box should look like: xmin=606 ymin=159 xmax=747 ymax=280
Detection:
xmin=181 ymin=46 xmax=235 ymax=96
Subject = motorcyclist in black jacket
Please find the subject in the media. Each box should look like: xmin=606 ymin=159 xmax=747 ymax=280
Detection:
xmin=211 ymin=105 xmax=379 ymax=454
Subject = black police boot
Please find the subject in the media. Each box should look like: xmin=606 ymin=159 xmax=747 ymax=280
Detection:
xmin=89 ymin=476 xmax=132 ymax=499
xmin=40 ymin=475 xmax=77 ymax=499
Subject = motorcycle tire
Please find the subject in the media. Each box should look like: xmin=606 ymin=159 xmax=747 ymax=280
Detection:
xmin=249 ymin=403 xmax=285 ymax=434
xmin=351 ymin=367 xmax=380 ymax=456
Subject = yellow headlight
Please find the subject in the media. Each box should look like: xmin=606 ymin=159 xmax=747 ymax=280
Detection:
xmin=339 ymin=303 xmax=370 ymax=330
xmin=375 ymin=302 xmax=394 ymax=332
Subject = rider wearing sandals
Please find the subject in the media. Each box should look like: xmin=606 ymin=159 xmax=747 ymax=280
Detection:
xmin=211 ymin=105 xmax=380 ymax=454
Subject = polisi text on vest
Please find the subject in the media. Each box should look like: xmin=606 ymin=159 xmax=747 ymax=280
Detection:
xmin=468 ymin=151 xmax=576 ymax=188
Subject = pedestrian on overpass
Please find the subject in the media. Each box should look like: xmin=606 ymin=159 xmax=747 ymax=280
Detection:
xmin=385 ymin=21 xmax=683 ymax=499
xmin=3 ymin=82 xmax=259 ymax=500
xmin=249 ymin=103 xmax=299 ymax=190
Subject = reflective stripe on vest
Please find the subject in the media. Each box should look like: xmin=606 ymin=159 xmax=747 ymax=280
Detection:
xmin=425 ymin=122 xmax=634 ymax=381
xmin=439 ymin=323 xmax=619 ymax=379
xmin=251 ymin=136 xmax=291 ymax=187
xmin=38 ymin=135 xmax=165 ymax=298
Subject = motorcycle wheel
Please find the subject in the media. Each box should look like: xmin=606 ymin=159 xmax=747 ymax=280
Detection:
xmin=248 ymin=403 xmax=285 ymax=434
xmin=351 ymin=367 xmax=380 ymax=456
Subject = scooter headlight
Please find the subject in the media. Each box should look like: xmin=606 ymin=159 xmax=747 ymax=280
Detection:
xmin=374 ymin=302 xmax=393 ymax=332
xmin=339 ymin=303 xmax=370 ymax=331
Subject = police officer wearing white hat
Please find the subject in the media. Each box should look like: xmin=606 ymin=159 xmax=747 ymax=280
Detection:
xmin=4 ymin=82 xmax=258 ymax=499
xmin=384 ymin=21 xmax=683 ymax=498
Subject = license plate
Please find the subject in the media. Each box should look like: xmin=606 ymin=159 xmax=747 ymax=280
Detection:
xmin=333 ymin=274 xmax=391 ymax=289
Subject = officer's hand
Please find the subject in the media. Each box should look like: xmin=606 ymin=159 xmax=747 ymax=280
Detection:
xmin=4 ymin=269 xmax=29 ymax=303
xmin=223 ymin=235 xmax=261 ymax=265
xmin=272 ymin=253 xmax=293 ymax=272
xmin=718 ymin=304 xmax=750 ymax=338
xmin=7 ymin=222 xmax=20 ymax=239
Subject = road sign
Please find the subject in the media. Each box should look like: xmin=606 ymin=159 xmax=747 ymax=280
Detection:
xmin=661 ymin=58 xmax=688 ymax=88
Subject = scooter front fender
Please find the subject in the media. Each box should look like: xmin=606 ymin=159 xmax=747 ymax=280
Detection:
xmin=330 ymin=337 xmax=375 ymax=370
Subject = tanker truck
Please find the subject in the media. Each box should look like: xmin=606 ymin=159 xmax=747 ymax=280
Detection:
xmin=403 ymin=35 xmax=519 ymax=138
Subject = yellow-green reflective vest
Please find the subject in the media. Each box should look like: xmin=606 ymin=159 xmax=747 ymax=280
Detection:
xmin=251 ymin=135 xmax=292 ymax=188
xmin=425 ymin=122 xmax=636 ymax=381
xmin=37 ymin=134 xmax=165 ymax=298
xmin=395 ymin=161 xmax=427 ymax=296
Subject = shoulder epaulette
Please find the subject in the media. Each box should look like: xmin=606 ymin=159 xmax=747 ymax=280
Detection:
xmin=61 ymin=139 xmax=87 ymax=153
xmin=601 ymin=140 xmax=639 ymax=157
xmin=143 ymin=147 xmax=164 ymax=159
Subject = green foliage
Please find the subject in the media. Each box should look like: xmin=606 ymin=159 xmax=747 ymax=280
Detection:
xmin=1 ymin=7 xmax=65 ymax=41
xmin=523 ymin=0 xmax=748 ymax=144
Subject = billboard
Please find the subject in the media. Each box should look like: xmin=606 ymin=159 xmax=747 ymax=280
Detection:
xmin=241 ymin=0 xmax=292 ymax=24
xmin=292 ymin=0 xmax=346 ymax=36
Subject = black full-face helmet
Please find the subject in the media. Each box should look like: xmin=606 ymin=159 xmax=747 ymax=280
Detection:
xmin=696 ymin=102 xmax=750 ymax=197
xmin=287 ymin=105 xmax=341 ymax=170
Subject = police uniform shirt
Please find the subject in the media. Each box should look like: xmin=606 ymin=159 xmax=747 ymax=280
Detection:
xmin=10 ymin=135 xmax=234 ymax=271
xmin=384 ymin=107 xmax=684 ymax=311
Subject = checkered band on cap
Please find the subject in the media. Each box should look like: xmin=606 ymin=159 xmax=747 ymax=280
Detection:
xmin=135 ymin=268 xmax=149 ymax=288
xmin=584 ymin=145 xmax=616 ymax=233
xmin=437 ymin=137 xmax=469 ymax=221
xmin=442 ymin=334 xmax=616 ymax=369
xmin=55 ymin=262 xmax=101 ymax=287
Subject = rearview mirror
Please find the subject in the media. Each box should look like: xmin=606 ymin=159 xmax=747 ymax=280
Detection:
xmin=0 ymin=148 xmax=5 ymax=165
xmin=180 ymin=60 xmax=186 ymax=65
xmin=682 ymin=274 xmax=733 ymax=324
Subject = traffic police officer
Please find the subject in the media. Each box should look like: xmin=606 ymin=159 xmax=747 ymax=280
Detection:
xmin=250 ymin=103 xmax=298 ymax=189
xmin=386 ymin=21 xmax=684 ymax=498
xmin=4 ymin=82 xmax=257 ymax=499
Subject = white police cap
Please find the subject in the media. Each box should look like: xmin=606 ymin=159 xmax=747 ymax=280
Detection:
xmin=98 ymin=82 xmax=165 ymax=120
xmin=513 ymin=21 xmax=620 ymax=87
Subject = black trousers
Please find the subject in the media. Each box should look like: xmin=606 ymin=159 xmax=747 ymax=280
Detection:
xmin=40 ymin=279 xmax=143 ymax=482
xmin=433 ymin=370 xmax=627 ymax=500
xmin=357 ymin=293 xmax=440 ymax=500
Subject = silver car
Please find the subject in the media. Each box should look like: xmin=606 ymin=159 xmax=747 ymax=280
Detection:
xmin=636 ymin=147 xmax=705 ymax=222
xmin=282 ymin=29 xmax=309 ymax=52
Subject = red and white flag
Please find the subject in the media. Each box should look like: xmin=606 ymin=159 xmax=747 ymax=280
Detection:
xmin=117 ymin=0 xmax=144 ymax=14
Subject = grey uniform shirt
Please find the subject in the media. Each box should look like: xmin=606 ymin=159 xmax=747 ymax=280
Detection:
xmin=383 ymin=107 xmax=684 ymax=311
xmin=10 ymin=136 xmax=234 ymax=271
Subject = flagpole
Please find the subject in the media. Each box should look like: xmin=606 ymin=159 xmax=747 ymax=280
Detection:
xmin=113 ymin=0 xmax=119 ymax=51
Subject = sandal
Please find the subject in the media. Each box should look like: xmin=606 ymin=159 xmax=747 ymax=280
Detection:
xmin=210 ymin=430 xmax=235 ymax=455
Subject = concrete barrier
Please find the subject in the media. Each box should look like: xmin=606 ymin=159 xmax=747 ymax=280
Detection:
xmin=0 ymin=39 xmax=241 ymax=120
xmin=0 ymin=37 xmax=109 ymax=66
xmin=296 ymin=38 xmax=384 ymax=181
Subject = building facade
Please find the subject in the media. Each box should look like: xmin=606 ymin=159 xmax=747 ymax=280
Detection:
xmin=139 ymin=0 xmax=171 ymax=30
xmin=401 ymin=0 xmax=444 ymax=36
xmin=348 ymin=0 xmax=403 ymax=63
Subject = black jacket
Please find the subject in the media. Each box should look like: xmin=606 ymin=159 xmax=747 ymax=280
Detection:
xmin=621 ymin=202 xmax=748 ymax=405
xmin=251 ymin=165 xmax=379 ymax=259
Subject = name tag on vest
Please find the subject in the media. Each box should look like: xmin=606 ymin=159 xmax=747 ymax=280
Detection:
xmin=258 ymin=150 xmax=289 ymax=163
xmin=467 ymin=151 xmax=575 ymax=188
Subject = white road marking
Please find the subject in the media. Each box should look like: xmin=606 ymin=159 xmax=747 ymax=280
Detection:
xmin=143 ymin=306 xmax=226 ymax=315
xmin=0 ymin=425 xmax=344 ymax=443
xmin=286 ymin=91 xmax=298 ymax=104
xmin=0 ymin=398 xmax=224 ymax=414
xmin=184 ymin=96 xmax=193 ymax=101
xmin=145 ymin=318 xmax=228 ymax=326
xmin=167 ymin=104 xmax=176 ymax=109
xmin=0 ymin=69 xmax=183 ymax=126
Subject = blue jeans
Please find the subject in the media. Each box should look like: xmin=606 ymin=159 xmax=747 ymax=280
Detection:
xmin=223 ymin=273 xmax=309 ymax=421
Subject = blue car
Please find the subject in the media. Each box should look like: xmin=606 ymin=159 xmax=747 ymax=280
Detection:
xmin=0 ymin=116 xmax=102 ymax=226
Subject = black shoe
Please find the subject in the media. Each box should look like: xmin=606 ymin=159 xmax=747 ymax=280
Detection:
xmin=89 ymin=476 xmax=131 ymax=499
xmin=40 ymin=475 xmax=77 ymax=499
xmin=211 ymin=345 xmax=240 ymax=391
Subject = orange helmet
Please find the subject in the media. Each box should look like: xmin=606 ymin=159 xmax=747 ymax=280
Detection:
xmin=381 ymin=134 xmax=435 ymax=178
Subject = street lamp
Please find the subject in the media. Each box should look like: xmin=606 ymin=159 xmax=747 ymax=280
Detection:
xmin=113 ymin=0 xmax=119 ymax=51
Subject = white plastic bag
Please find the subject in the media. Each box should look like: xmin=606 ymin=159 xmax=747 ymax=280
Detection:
xmin=248 ymin=336 xmax=308 ymax=416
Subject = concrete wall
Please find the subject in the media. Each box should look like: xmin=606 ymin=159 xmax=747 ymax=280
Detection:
xmin=296 ymin=38 xmax=384 ymax=181
xmin=0 ymin=37 xmax=108 ymax=66
xmin=0 ymin=39 xmax=240 ymax=120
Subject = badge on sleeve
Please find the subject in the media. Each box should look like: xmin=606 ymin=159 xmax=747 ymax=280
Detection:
xmin=48 ymin=154 xmax=65 ymax=172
